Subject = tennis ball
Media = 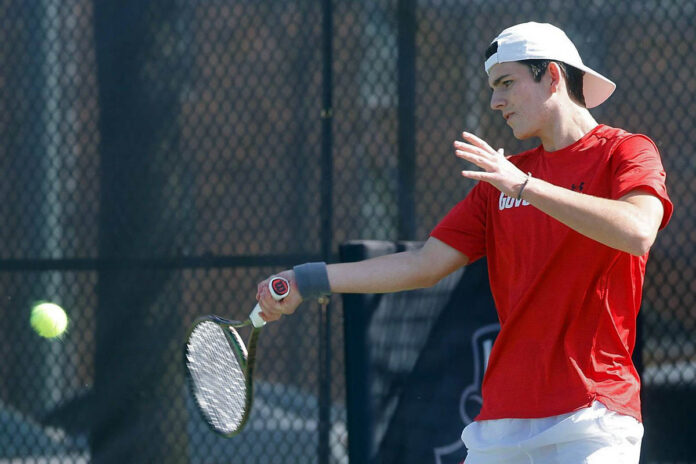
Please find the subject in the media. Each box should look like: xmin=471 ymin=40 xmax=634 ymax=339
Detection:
xmin=30 ymin=302 xmax=68 ymax=339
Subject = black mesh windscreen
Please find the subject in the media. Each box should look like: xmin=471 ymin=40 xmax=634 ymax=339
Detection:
xmin=0 ymin=1 xmax=693 ymax=463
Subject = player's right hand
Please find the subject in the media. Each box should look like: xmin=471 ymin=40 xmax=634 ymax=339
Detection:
xmin=255 ymin=270 xmax=303 ymax=322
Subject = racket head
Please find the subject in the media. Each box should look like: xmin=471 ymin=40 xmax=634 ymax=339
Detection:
xmin=184 ymin=315 xmax=254 ymax=437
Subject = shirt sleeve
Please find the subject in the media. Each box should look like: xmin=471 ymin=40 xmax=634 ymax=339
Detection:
xmin=610 ymin=134 xmax=673 ymax=230
xmin=430 ymin=182 xmax=489 ymax=263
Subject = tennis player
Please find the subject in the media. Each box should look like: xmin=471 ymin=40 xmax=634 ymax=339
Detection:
xmin=257 ymin=22 xmax=673 ymax=463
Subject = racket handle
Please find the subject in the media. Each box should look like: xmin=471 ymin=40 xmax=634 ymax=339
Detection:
xmin=250 ymin=303 xmax=265 ymax=328
xmin=250 ymin=277 xmax=291 ymax=328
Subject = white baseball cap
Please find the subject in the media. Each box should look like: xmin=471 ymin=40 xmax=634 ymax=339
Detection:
xmin=484 ymin=22 xmax=616 ymax=108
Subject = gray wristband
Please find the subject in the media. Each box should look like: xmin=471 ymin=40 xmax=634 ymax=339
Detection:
xmin=293 ymin=262 xmax=331 ymax=301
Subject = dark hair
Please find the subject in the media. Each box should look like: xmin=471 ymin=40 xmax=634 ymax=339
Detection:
xmin=485 ymin=41 xmax=586 ymax=107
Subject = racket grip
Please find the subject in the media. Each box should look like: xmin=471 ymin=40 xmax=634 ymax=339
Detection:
xmin=250 ymin=277 xmax=291 ymax=328
xmin=250 ymin=303 xmax=265 ymax=328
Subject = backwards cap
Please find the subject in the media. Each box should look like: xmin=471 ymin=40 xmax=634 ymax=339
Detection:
xmin=484 ymin=22 xmax=616 ymax=108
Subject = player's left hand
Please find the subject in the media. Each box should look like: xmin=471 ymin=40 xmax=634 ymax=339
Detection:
xmin=454 ymin=131 xmax=528 ymax=197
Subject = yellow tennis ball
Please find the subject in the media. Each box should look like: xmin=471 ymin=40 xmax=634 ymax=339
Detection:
xmin=30 ymin=302 xmax=69 ymax=338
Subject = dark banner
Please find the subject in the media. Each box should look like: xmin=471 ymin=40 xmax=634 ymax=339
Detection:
xmin=340 ymin=240 xmax=499 ymax=464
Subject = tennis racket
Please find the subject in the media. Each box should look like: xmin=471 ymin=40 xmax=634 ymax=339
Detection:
xmin=184 ymin=276 xmax=290 ymax=436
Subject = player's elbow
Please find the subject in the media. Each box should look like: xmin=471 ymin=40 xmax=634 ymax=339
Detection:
xmin=619 ymin=192 xmax=664 ymax=256
xmin=625 ymin=225 xmax=657 ymax=256
xmin=405 ymin=253 xmax=448 ymax=289
xmin=418 ymin=271 xmax=445 ymax=289
xmin=409 ymin=238 xmax=470 ymax=287
xmin=629 ymin=237 xmax=655 ymax=256
xmin=411 ymin=257 xmax=463 ymax=288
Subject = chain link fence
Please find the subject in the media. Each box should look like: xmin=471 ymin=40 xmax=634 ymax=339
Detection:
xmin=0 ymin=0 xmax=693 ymax=463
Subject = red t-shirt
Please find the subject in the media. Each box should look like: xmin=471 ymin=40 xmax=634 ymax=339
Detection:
xmin=431 ymin=125 xmax=673 ymax=422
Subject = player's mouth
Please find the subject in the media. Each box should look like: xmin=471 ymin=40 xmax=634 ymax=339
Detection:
xmin=503 ymin=112 xmax=514 ymax=121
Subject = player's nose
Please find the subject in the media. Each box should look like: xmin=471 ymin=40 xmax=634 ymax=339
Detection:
xmin=490 ymin=90 xmax=505 ymax=111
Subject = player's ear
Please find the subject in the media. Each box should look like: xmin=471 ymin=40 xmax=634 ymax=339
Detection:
xmin=547 ymin=62 xmax=563 ymax=94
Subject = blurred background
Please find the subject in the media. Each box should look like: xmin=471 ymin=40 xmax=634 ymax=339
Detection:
xmin=0 ymin=0 xmax=693 ymax=463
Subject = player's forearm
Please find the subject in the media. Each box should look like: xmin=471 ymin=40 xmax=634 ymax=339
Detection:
xmin=521 ymin=177 xmax=662 ymax=255
xmin=326 ymin=251 xmax=434 ymax=294
xmin=258 ymin=249 xmax=451 ymax=322
xmin=325 ymin=238 xmax=468 ymax=294
xmin=258 ymin=239 xmax=466 ymax=321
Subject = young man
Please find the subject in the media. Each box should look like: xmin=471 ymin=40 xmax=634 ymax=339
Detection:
xmin=257 ymin=22 xmax=672 ymax=463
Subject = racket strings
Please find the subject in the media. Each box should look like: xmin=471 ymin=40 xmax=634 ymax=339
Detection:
xmin=186 ymin=321 xmax=248 ymax=434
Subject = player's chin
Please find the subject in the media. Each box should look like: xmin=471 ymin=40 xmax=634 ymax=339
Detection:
xmin=510 ymin=125 xmax=534 ymax=141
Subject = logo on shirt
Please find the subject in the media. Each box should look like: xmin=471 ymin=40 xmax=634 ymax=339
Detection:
xmin=499 ymin=192 xmax=530 ymax=211
xmin=571 ymin=182 xmax=585 ymax=192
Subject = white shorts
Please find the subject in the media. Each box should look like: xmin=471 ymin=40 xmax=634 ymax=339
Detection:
xmin=462 ymin=401 xmax=643 ymax=464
